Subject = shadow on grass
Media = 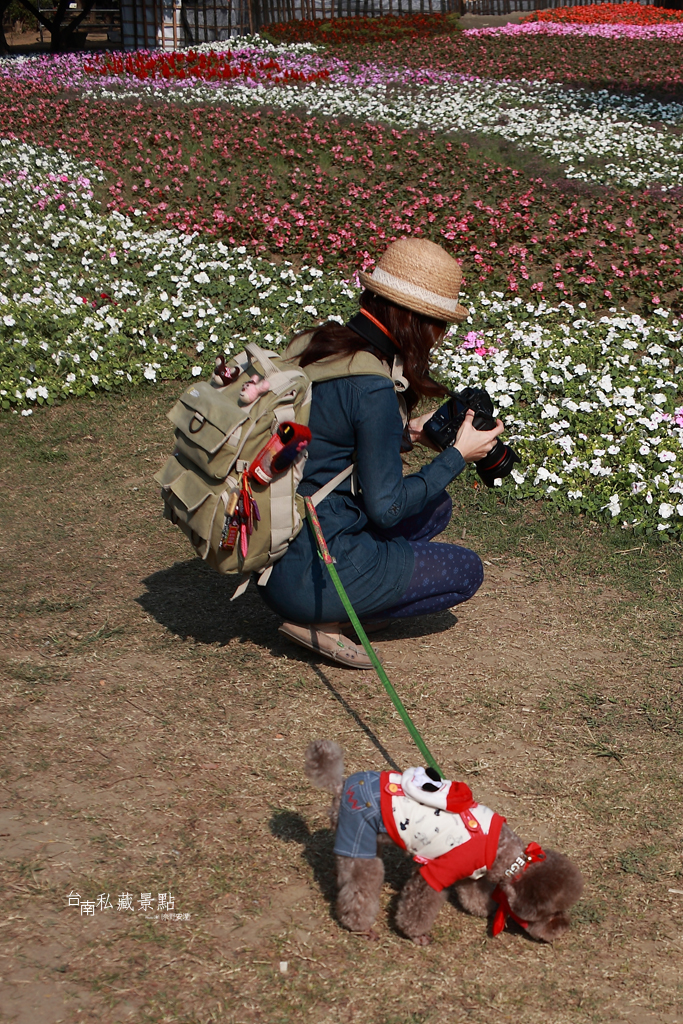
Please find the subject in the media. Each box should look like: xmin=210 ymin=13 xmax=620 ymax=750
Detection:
xmin=311 ymin=666 xmax=400 ymax=770
xmin=268 ymin=810 xmax=416 ymax=926
xmin=136 ymin=558 xmax=281 ymax=647
xmin=136 ymin=558 xmax=460 ymax=652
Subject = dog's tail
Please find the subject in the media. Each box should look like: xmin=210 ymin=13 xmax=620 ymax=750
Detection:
xmin=305 ymin=739 xmax=344 ymax=831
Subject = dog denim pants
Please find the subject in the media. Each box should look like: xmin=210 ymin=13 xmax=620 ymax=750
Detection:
xmin=334 ymin=772 xmax=387 ymax=858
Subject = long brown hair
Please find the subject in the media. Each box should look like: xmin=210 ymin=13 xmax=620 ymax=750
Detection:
xmin=297 ymin=291 xmax=449 ymax=414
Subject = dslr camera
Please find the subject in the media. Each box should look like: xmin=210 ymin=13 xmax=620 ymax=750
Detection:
xmin=422 ymin=386 xmax=520 ymax=488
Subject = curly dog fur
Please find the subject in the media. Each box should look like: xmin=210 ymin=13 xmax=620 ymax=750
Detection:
xmin=305 ymin=739 xmax=583 ymax=945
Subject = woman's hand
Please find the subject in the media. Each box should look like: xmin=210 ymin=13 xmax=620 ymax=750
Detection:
xmin=408 ymin=411 xmax=442 ymax=452
xmin=453 ymin=409 xmax=505 ymax=463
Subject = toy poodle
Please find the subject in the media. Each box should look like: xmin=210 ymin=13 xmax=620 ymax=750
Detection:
xmin=305 ymin=739 xmax=583 ymax=945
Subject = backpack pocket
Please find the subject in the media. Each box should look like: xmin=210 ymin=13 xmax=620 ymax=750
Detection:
xmin=155 ymin=455 xmax=234 ymax=558
xmin=168 ymin=382 xmax=251 ymax=481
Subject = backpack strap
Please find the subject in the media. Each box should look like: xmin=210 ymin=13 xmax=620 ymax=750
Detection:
xmin=230 ymin=464 xmax=301 ymax=602
xmin=244 ymin=341 xmax=278 ymax=377
xmin=310 ymin=464 xmax=355 ymax=508
xmin=232 ymin=462 xmax=356 ymax=600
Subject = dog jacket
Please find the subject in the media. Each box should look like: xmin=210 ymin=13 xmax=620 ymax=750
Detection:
xmin=334 ymin=769 xmax=505 ymax=893
xmin=382 ymin=769 xmax=506 ymax=892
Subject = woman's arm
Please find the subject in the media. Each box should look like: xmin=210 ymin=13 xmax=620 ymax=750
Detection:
xmin=352 ymin=379 xmax=471 ymax=529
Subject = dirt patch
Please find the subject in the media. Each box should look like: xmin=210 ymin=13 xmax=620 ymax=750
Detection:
xmin=0 ymin=388 xmax=682 ymax=1023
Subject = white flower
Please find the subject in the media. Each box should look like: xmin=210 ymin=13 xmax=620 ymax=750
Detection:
xmin=659 ymin=451 xmax=677 ymax=463
xmin=652 ymin=394 xmax=667 ymax=406
xmin=191 ymin=366 xmax=202 ymax=377
xmin=249 ymin=306 xmax=261 ymax=316
xmin=193 ymin=271 xmax=210 ymax=284
xmin=196 ymin=341 xmax=205 ymax=353
xmin=21 ymin=408 xmax=32 ymax=416
xmin=659 ymin=502 xmax=675 ymax=519
xmin=3 ymin=314 xmax=16 ymax=327
xmin=541 ymin=404 xmax=559 ymax=419
xmin=557 ymin=436 xmax=574 ymax=454
xmin=25 ymin=387 xmax=37 ymax=401
xmin=511 ymin=468 xmax=525 ymax=485
xmin=36 ymin=385 xmax=48 ymax=399
xmin=573 ymin=363 xmax=587 ymax=375
xmin=90 ymin=374 xmax=99 ymax=384
xmin=89 ymin=349 xmax=98 ymax=361
xmin=66 ymin=373 xmax=76 ymax=383
xmin=160 ymin=308 xmax=171 ymax=321
xmin=602 ymin=494 xmax=621 ymax=517
xmin=144 ymin=366 xmax=157 ymax=381
xmin=639 ymin=444 xmax=651 ymax=456
xmin=599 ymin=374 xmax=613 ymax=393
xmin=567 ymin=490 xmax=583 ymax=499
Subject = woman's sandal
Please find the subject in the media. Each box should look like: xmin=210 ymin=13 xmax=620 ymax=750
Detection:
xmin=278 ymin=622 xmax=380 ymax=670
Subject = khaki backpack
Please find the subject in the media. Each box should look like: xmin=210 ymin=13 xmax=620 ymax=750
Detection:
xmin=154 ymin=334 xmax=408 ymax=598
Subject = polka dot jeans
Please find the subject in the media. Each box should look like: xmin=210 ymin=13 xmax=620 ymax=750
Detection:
xmin=376 ymin=491 xmax=484 ymax=620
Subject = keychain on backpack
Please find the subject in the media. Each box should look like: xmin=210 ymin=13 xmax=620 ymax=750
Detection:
xmin=220 ymin=489 xmax=240 ymax=551
xmin=221 ymin=473 xmax=262 ymax=557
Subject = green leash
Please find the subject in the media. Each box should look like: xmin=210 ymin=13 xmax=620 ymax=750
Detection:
xmin=304 ymin=497 xmax=442 ymax=776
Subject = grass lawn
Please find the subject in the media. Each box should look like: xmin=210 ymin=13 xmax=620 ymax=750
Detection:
xmin=1 ymin=387 xmax=682 ymax=1023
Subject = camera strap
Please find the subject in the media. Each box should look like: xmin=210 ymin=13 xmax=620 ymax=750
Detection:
xmin=346 ymin=312 xmax=409 ymax=394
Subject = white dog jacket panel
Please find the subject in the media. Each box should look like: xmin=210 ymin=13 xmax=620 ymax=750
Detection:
xmin=380 ymin=771 xmax=506 ymax=892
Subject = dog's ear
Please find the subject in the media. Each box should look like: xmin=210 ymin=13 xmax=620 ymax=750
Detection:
xmin=526 ymin=911 xmax=571 ymax=943
xmin=509 ymin=850 xmax=583 ymax=943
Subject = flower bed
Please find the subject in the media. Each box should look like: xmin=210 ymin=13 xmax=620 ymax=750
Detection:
xmin=7 ymin=43 xmax=682 ymax=197
xmin=465 ymin=22 xmax=683 ymax=39
xmin=83 ymin=49 xmax=329 ymax=85
xmin=262 ymin=12 xmax=461 ymax=46
xmin=520 ymin=2 xmax=683 ymax=24
xmin=1 ymin=32 xmax=682 ymax=537
xmin=4 ymin=39 xmax=683 ymax=198
xmin=1 ymin=140 xmax=680 ymax=538
xmin=1 ymin=84 xmax=681 ymax=316
xmin=340 ymin=28 xmax=683 ymax=95
xmin=0 ymin=140 xmax=358 ymax=406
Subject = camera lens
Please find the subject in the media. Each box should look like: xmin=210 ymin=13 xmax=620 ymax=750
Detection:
xmin=475 ymin=440 xmax=521 ymax=488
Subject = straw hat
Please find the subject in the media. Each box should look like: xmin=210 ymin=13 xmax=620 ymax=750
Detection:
xmin=359 ymin=238 xmax=468 ymax=324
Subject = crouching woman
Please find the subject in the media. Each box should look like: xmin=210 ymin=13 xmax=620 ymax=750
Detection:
xmin=260 ymin=238 xmax=504 ymax=669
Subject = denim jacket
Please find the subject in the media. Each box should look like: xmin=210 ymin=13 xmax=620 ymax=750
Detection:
xmin=261 ymin=374 xmax=465 ymax=623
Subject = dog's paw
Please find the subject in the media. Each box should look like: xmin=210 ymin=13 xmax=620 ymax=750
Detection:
xmin=410 ymin=933 xmax=432 ymax=946
xmin=363 ymin=928 xmax=380 ymax=942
